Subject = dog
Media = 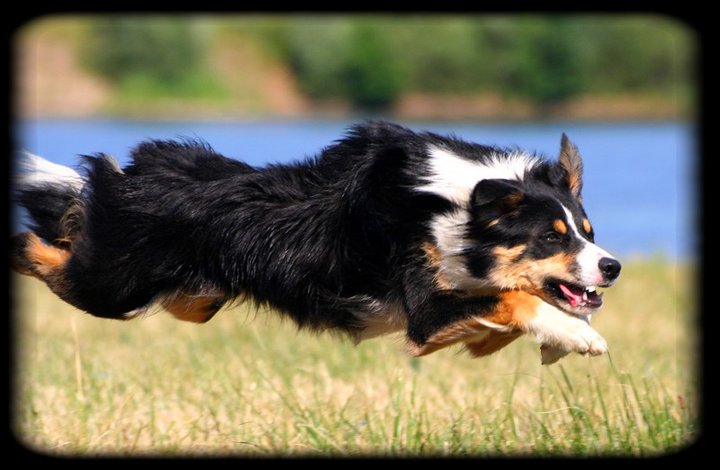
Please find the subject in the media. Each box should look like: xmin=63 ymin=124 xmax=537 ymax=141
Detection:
xmin=11 ymin=121 xmax=621 ymax=364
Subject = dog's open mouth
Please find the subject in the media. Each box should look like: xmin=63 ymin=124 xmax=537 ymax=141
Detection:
xmin=545 ymin=279 xmax=604 ymax=315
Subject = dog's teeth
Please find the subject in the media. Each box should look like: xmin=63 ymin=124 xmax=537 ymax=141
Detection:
xmin=582 ymin=291 xmax=588 ymax=300
xmin=587 ymin=286 xmax=596 ymax=293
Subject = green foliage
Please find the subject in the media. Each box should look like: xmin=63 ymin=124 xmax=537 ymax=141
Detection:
xmin=80 ymin=15 xmax=694 ymax=109
xmin=284 ymin=18 xmax=354 ymax=100
xmin=343 ymin=23 xmax=403 ymax=109
xmin=115 ymin=71 xmax=229 ymax=101
xmin=279 ymin=15 xmax=691 ymax=107
xmin=501 ymin=17 xmax=585 ymax=103
xmin=575 ymin=16 xmax=694 ymax=94
xmin=84 ymin=17 xmax=226 ymax=99
xmin=388 ymin=18 xmax=488 ymax=93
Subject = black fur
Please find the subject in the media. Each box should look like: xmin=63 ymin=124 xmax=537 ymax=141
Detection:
xmin=17 ymin=183 xmax=79 ymax=243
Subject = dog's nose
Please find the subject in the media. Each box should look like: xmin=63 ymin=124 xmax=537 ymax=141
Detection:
xmin=598 ymin=257 xmax=621 ymax=281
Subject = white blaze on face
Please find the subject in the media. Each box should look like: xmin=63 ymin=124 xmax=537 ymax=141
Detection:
xmin=561 ymin=205 xmax=617 ymax=286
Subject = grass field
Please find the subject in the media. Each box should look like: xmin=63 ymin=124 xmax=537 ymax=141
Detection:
xmin=11 ymin=259 xmax=698 ymax=456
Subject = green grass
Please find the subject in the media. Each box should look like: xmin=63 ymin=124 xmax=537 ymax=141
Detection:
xmin=102 ymin=71 xmax=233 ymax=118
xmin=12 ymin=260 xmax=698 ymax=456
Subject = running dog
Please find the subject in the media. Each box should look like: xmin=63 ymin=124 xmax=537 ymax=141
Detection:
xmin=11 ymin=121 xmax=621 ymax=364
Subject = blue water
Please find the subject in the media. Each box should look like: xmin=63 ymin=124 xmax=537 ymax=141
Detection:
xmin=14 ymin=118 xmax=697 ymax=260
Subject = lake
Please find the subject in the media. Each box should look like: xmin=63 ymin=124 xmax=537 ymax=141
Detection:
xmin=14 ymin=118 xmax=697 ymax=261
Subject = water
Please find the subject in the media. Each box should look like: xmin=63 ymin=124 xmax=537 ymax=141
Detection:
xmin=14 ymin=118 xmax=697 ymax=260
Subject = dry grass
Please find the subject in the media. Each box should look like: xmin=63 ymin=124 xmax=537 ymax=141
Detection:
xmin=12 ymin=260 xmax=698 ymax=456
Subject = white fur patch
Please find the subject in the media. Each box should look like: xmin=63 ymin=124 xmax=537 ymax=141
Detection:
xmin=16 ymin=151 xmax=84 ymax=190
xmin=427 ymin=208 xmax=482 ymax=290
xmin=561 ymin=205 xmax=616 ymax=286
xmin=523 ymin=302 xmax=608 ymax=356
xmin=419 ymin=145 xmax=539 ymax=288
xmin=474 ymin=317 xmax=515 ymax=333
xmin=416 ymin=145 xmax=539 ymax=205
xmin=355 ymin=301 xmax=407 ymax=342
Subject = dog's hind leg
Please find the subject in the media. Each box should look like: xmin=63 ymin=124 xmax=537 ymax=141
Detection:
xmin=11 ymin=231 xmax=158 ymax=320
xmin=159 ymin=292 xmax=227 ymax=323
xmin=11 ymin=232 xmax=74 ymax=302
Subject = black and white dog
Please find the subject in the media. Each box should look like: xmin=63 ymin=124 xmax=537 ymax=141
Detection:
xmin=12 ymin=121 xmax=621 ymax=364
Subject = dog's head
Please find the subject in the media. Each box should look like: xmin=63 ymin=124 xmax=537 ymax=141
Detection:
xmin=428 ymin=134 xmax=621 ymax=317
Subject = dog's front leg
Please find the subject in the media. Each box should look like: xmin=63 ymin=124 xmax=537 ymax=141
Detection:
xmin=461 ymin=291 xmax=608 ymax=364
xmin=404 ymin=287 xmax=607 ymax=363
xmin=516 ymin=296 xmax=608 ymax=364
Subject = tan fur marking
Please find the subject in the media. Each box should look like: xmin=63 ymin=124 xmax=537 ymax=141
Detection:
xmin=421 ymin=241 xmax=442 ymax=268
xmin=487 ymin=251 xmax=574 ymax=295
xmin=553 ymin=219 xmax=568 ymax=235
xmin=582 ymin=218 xmax=592 ymax=234
xmin=477 ymin=290 xmax=542 ymax=328
xmin=26 ymin=233 xmax=71 ymax=277
xmin=559 ymin=135 xmax=583 ymax=198
xmin=565 ymin=169 xmax=581 ymax=196
xmin=407 ymin=316 xmax=493 ymax=357
xmin=15 ymin=232 xmax=74 ymax=300
xmin=503 ymin=191 xmax=525 ymax=207
xmin=160 ymin=293 xmax=223 ymax=323
xmin=492 ymin=244 xmax=527 ymax=264
xmin=406 ymin=290 xmax=542 ymax=357
xmin=421 ymin=241 xmax=454 ymax=291
xmin=558 ymin=133 xmax=582 ymax=198
xmin=487 ymin=218 xmax=501 ymax=228
xmin=465 ymin=330 xmax=524 ymax=357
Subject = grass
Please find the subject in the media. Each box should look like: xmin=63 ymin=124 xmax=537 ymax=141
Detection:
xmin=12 ymin=260 xmax=698 ymax=457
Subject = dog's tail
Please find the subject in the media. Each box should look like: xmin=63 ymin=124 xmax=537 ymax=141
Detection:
xmin=14 ymin=152 xmax=85 ymax=245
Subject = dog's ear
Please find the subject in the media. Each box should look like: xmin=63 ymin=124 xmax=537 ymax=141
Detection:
xmin=558 ymin=133 xmax=583 ymax=198
xmin=470 ymin=179 xmax=525 ymax=221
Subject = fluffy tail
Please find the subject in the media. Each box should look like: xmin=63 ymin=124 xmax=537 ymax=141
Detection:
xmin=14 ymin=152 xmax=85 ymax=244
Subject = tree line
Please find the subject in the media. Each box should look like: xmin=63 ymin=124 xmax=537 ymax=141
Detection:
xmin=84 ymin=15 xmax=694 ymax=110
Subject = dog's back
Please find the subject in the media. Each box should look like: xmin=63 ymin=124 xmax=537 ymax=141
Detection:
xmin=12 ymin=125 xmax=415 ymax=330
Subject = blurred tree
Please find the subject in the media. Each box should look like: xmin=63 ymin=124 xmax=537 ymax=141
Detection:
xmin=577 ymin=17 xmax=693 ymax=94
xmin=504 ymin=17 xmax=585 ymax=104
xmin=389 ymin=18 xmax=487 ymax=93
xmin=86 ymin=18 xmax=201 ymax=83
xmin=343 ymin=22 xmax=403 ymax=109
xmin=83 ymin=17 xmax=225 ymax=99
xmin=78 ymin=15 xmax=692 ymax=111
xmin=285 ymin=18 xmax=354 ymax=100
xmin=472 ymin=17 xmax=523 ymax=93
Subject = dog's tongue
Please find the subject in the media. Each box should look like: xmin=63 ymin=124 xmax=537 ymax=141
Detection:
xmin=559 ymin=283 xmax=584 ymax=307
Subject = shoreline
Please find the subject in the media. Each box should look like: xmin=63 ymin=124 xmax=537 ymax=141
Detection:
xmin=15 ymin=95 xmax=692 ymax=124
xmin=15 ymin=111 xmax=693 ymax=124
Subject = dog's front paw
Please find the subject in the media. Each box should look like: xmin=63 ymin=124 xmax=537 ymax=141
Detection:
xmin=580 ymin=324 xmax=608 ymax=356
xmin=539 ymin=323 xmax=607 ymax=365
xmin=558 ymin=321 xmax=608 ymax=356
xmin=524 ymin=303 xmax=608 ymax=364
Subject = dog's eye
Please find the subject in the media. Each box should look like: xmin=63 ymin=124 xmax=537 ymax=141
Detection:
xmin=544 ymin=231 xmax=563 ymax=243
